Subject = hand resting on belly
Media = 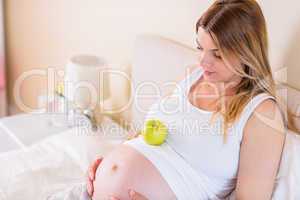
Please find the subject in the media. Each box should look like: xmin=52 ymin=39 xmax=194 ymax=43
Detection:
xmin=88 ymin=144 xmax=176 ymax=200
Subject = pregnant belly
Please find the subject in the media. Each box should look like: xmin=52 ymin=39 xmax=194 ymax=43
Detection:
xmin=92 ymin=144 xmax=176 ymax=200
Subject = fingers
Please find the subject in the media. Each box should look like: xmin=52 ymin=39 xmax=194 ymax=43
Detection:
xmin=128 ymin=189 xmax=148 ymax=200
xmin=89 ymin=157 xmax=103 ymax=181
xmin=87 ymin=157 xmax=103 ymax=197
xmin=86 ymin=178 xmax=94 ymax=197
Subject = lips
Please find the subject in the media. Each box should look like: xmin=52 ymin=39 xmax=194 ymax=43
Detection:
xmin=204 ymin=70 xmax=215 ymax=75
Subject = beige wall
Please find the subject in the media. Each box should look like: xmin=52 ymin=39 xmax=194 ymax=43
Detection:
xmin=4 ymin=0 xmax=300 ymax=117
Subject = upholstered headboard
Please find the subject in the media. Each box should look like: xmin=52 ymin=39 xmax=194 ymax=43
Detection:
xmin=130 ymin=35 xmax=197 ymax=130
xmin=130 ymin=35 xmax=300 ymax=132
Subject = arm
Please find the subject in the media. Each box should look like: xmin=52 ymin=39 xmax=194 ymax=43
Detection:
xmin=236 ymin=99 xmax=286 ymax=200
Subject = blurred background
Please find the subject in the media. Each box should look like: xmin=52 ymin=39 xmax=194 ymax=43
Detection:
xmin=1 ymin=0 xmax=300 ymax=120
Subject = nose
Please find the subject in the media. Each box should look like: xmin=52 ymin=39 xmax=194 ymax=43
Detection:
xmin=198 ymin=52 xmax=214 ymax=70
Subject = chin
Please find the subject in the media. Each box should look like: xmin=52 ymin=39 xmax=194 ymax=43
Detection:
xmin=203 ymin=73 xmax=220 ymax=82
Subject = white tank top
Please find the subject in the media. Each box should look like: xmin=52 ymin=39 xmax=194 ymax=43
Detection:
xmin=141 ymin=68 xmax=275 ymax=197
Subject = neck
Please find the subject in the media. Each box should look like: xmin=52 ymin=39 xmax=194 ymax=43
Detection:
xmin=199 ymin=77 xmax=241 ymax=97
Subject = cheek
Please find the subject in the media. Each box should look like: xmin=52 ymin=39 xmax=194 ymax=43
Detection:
xmin=222 ymin=69 xmax=236 ymax=81
xmin=214 ymin=63 xmax=235 ymax=80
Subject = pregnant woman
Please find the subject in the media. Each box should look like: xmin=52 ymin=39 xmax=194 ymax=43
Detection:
xmin=87 ymin=0 xmax=287 ymax=199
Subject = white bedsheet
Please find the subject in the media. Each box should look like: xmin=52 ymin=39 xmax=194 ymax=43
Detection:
xmin=0 ymin=125 xmax=299 ymax=199
xmin=47 ymin=183 xmax=90 ymax=200
xmin=0 ymin=118 xmax=126 ymax=200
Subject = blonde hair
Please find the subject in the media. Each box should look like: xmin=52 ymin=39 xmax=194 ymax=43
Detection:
xmin=196 ymin=0 xmax=295 ymax=140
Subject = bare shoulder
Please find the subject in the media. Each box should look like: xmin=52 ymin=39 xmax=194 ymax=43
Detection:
xmin=244 ymin=98 xmax=286 ymax=141
xmin=255 ymin=99 xmax=280 ymax=117
xmin=254 ymin=99 xmax=285 ymax=131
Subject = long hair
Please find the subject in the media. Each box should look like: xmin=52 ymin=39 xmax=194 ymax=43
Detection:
xmin=196 ymin=0 xmax=295 ymax=139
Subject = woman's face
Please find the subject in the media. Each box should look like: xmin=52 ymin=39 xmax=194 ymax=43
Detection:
xmin=196 ymin=27 xmax=242 ymax=85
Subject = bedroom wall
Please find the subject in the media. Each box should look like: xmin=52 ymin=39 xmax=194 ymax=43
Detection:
xmin=4 ymin=0 xmax=300 ymax=121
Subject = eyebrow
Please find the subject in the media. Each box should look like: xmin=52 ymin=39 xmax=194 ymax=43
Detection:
xmin=196 ymin=39 xmax=219 ymax=51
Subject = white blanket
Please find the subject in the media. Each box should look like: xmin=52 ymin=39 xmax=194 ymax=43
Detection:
xmin=47 ymin=183 xmax=90 ymax=200
xmin=0 ymin=118 xmax=126 ymax=200
xmin=0 ymin=126 xmax=299 ymax=200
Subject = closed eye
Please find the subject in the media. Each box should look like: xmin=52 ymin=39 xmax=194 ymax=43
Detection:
xmin=214 ymin=53 xmax=222 ymax=59
xmin=213 ymin=51 xmax=222 ymax=59
xmin=196 ymin=46 xmax=203 ymax=51
xmin=195 ymin=39 xmax=203 ymax=51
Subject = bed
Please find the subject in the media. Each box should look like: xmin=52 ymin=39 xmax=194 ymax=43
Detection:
xmin=0 ymin=35 xmax=299 ymax=200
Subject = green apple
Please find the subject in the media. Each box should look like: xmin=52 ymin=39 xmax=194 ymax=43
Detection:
xmin=142 ymin=119 xmax=168 ymax=146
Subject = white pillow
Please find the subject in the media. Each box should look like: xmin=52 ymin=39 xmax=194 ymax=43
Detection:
xmin=272 ymin=130 xmax=300 ymax=199
xmin=131 ymin=35 xmax=197 ymax=129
